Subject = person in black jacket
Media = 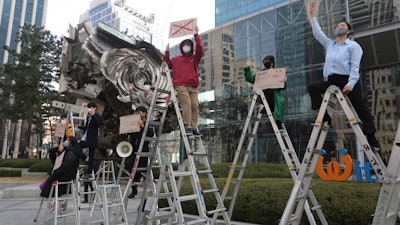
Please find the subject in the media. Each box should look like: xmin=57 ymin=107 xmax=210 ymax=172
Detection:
xmin=79 ymin=102 xmax=101 ymax=177
xmin=40 ymin=137 xmax=84 ymax=198
xmin=125 ymin=106 xmax=155 ymax=198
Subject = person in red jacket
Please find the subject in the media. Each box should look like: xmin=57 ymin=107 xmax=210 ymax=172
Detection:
xmin=163 ymin=26 xmax=204 ymax=136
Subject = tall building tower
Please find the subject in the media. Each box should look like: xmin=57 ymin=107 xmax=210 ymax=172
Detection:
xmin=0 ymin=0 xmax=48 ymax=64
xmin=78 ymin=0 xmax=163 ymax=50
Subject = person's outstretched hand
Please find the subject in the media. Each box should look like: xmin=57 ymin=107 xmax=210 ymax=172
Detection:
xmin=309 ymin=1 xmax=316 ymax=18
xmin=194 ymin=25 xmax=199 ymax=34
xmin=165 ymin=43 xmax=169 ymax=52
xmin=246 ymin=59 xmax=253 ymax=67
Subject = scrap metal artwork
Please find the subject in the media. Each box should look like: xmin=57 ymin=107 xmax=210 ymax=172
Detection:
xmin=59 ymin=22 xmax=175 ymax=153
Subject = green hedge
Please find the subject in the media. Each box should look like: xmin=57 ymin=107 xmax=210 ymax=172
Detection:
xmin=28 ymin=159 xmax=53 ymax=174
xmin=0 ymin=169 xmax=22 ymax=177
xmin=176 ymin=178 xmax=383 ymax=225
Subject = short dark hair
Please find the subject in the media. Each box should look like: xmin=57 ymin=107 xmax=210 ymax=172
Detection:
xmin=263 ymin=55 xmax=275 ymax=64
xmin=136 ymin=106 xmax=147 ymax=113
xmin=87 ymin=102 xmax=97 ymax=108
xmin=144 ymin=80 xmax=152 ymax=85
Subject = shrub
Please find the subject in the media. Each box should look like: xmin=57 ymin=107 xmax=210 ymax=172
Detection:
xmin=11 ymin=159 xmax=41 ymax=168
xmin=0 ymin=169 xmax=22 ymax=177
xmin=29 ymin=159 xmax=52 ymax=174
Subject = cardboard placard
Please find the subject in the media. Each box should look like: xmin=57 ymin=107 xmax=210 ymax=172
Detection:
xmin=169 ymin=18 xmax=197 ymax=38
xmin=253 ymin=68 xmax=286 ymax=90
xmin=119 ymin=114 xmax=141 ymax=134
xmin=55 ymin=123 xmax=66 ymax=138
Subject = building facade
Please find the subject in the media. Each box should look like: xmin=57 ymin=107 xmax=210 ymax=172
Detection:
xmin=0 ymin=0 xmax=48 ymax=63
xmin=78 ymin=0 xmax=163 ymax=50
xmin=167 ymin=0 xmax=400 ymax=163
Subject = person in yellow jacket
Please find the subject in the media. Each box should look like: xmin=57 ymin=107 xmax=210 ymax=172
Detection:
xmin=243 ymin=55 xmax=286 ymax=129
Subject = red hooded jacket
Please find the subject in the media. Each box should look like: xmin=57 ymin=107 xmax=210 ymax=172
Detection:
xmin=163 ymin=34 xmax=204 ymax=87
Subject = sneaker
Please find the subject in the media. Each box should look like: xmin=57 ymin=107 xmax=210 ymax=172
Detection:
xmin=185 ymin=127 xmax=193 ymax=135
xmin=192 ymin=129 xmax=202 ymax=137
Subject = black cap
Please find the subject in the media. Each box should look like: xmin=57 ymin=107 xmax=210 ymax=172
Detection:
xmin=136 ymin=106 xmax=147 ymax=113
xmin=144 ymin=80 xmax=152 ymax=85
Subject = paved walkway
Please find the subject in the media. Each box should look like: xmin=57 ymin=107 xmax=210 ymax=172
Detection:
xmin=0 ymin=182 xmax=258 ymax=225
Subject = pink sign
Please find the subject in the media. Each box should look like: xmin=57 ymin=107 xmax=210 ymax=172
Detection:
xmin=169 ymin=18 xmax=197 ymax=38
xmin=253 ymin=68 xmax=287 ymax=90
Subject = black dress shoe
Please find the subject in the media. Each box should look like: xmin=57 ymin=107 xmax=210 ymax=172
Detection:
xmin=81 ymin=200 xmax=88 ymax=203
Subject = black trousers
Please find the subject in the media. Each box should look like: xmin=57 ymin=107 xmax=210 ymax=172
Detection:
xmin=263 ymin=89 xmax=275 ymax=113
xmin=308 ymin=75 xmax=376 ymax=134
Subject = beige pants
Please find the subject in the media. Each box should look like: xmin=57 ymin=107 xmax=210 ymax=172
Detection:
xmin=175 ymin=86 xmax=199 ymax=128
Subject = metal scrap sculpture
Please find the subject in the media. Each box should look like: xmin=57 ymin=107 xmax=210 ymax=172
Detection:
xmin=59 ymin=22 xmax=174 ymax=152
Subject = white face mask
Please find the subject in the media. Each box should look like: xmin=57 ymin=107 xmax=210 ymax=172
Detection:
xmin=88 ymin=108 xmax=92 ymax=113
xmin=143 ymin=85 xmax=150 ymax=91
xmin=182 ymin=45 xmax=191 ymax=53
xmin=63 ymin=141 xmax=70 ymax=148
xmin=61 ymin=119 xmax=67 ymax=124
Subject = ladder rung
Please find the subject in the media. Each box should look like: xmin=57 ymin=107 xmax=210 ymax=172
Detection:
xmin=311 ymin=205 xmax=322 ymax=211
xmin=106 ymin=203 xmax=124 ymax=208
xmin=173 ymin=171 xmax=192 ymax=177
xmin=140 ymin=152 xmax=154 ymax=157
xmin=197 ymin=169 xmax=212 ymax=174
xmin=148 ymin=121 xmax=163 ymax=127
xmin=156 ymin=88 xmax=170 ymax=94
xmin=179 ymin=194 xmax=198 ymax=202
xmin=224 ymin=196 xmax=233 ymax=201
xmin=185 ymin=218 xmax=208 ymax=225
xmin=72 ymin=116 xmax=86 ymax=121
xmin=207 ymin=207 xmax=227 ymax=215
xmin=159 ymin=192 xmax=174 ymax=198
xmin=191 ymin=151 xmax=207 ymax=156
xmin=152 ymin=105 xmax=168 ymax=111
xmin=144 ymin=136 xmax=158 ymax=142
xmin=152 ymin=211 xmax=175 ymax=220
xmin=251 ymin=116 xmax=260 ymax=121
xmin=246 ymin=134 xmax=255 ymax=138
xmin=229 ymin=166 xmax=245 ymax=170
xmin=202 ymin=188 xmax=219 ymax=194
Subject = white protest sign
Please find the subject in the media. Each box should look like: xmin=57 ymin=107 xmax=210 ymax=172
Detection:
xmin=119 ymin=114 xmax=141 ymax=134
xmin=169 ymin=18 xmax=197 ymax=38
xmin=253 ymin=68 xmax=287 ymax=90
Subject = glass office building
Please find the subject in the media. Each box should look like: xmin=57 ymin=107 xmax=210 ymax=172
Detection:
xmin=0 ymin=0 xmax=48 ymax=63
xmin=79 ymin=0 xmax=163 ymax=50
xmin=166 ymin=0 xmax=400 ymax=164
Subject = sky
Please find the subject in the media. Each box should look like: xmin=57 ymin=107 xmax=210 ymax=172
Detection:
xmin=45 ymin=0 xmax=215 ymax=47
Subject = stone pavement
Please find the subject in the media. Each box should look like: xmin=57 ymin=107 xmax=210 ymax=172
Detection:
xmin=0 ymin=182 xmax=258 ymax=225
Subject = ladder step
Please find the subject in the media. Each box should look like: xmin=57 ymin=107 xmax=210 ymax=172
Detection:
xmin=152 ymin=211 xmax=176 ymax=220
xmin=185 ymin=218 xmax=208 ymax=225
xmin=246 ymin=134 xmax=255 ymax=138
xmin=229 ymin=165 xmax=245 ymax=170
xmin=152 ymin=105 xmax=168 ymax=111
xmin=191 ymin=151 xmax=207 ymax=156
xmin=207 ymin=207 xmax=227 ymax=215
xmin=202 ymin=188 xmax=219 ymax=194
xmin=173 ymin=171 xmax=192 ymax=177
xmin=197 ymin=169 xmax=212 ymax=174
xmin=179 ymin=194 xmax=198 ymax=202
xmin=148 ymin=121 xmax=163 ymax=127
xmin=159 ymin=192 xmax=174 ymax=199
xmin=156 ymin=88 xmax=170 ymax=94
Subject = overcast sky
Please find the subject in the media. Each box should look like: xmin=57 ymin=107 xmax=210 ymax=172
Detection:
xmin=45 ymin=0 xmax=215 ymax=46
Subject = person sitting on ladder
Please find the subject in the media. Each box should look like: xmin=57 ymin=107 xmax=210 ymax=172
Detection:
xmin=244 ymin=55 xmax=286 ymax=129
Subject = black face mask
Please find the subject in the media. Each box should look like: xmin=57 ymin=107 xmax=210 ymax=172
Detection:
xmin=264 ymin=62 xmax=272 ymax=69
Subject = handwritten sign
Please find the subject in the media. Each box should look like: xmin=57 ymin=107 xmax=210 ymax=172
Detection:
xmin=253 ymin=68 xmax=286 ymax=90
xmin=169 ymin=18 xmax=197 ymax=38
xmin=119 ymin=114 xmax=141 ymax=134
xmin=55 ymin=123 xmax=66 ymax=138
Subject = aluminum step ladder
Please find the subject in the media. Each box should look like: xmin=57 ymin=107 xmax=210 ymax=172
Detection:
xmin=129 ymin=62 xmax=231 ymax=225
xmin=88 ymin=160 xmax=128 ymax=225
xmin=34 ymin=180 xmax=80 ymax=225
xmin=213 ymin=88 xmax=327 ymax=224
xmin=279 ymin=85 xmax=388 ymax=224
xmin=371 ymin=121 xmax=400 ymax=225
